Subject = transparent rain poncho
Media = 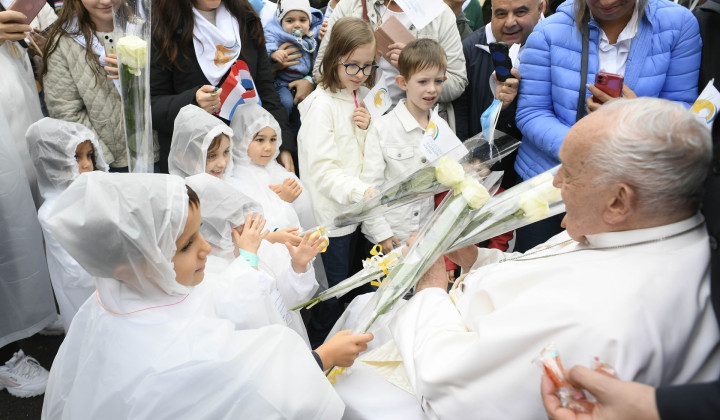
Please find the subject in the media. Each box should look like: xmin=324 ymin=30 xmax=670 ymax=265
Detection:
xmin=26 ymin=118 xmax=109 ymax=330
xmin=228 ymin=104 xmax=317 ymax=231
xmin=41 ymin=172 xmax=344 ymax=419
xmin=46 ymin=172 xmax=191 ymax=314
xmin=186 ymin=173 xmax=318 ymax=347
xmin=168 ymin=104 xmax=234 ymax=179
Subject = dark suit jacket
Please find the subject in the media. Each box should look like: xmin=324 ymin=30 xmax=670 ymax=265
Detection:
xmin=655 ymin=107 xmax=720 ymax=419
xmin=150 ymin=14 xmax=294 ymax=173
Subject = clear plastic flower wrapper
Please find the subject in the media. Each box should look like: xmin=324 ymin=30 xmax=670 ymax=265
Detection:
xmin=448 ymin=165 xmax=566 ymax=252
xmin=289 ymin=248 xmax=402 ymax=311
xmin=535 ymin=343 xmax=604 ymax=413
xmin=114 ymin=0 xmax=153 ymax=172
xmin=332 ymin=130 xmax=520 ymax=228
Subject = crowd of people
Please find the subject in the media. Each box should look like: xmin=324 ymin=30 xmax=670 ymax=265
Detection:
xmin=0 ymin=0 xmax=718 ymax=418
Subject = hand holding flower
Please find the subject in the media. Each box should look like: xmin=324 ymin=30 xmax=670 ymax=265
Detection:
xmin=315 ymin=330 xmax=374 ymax=370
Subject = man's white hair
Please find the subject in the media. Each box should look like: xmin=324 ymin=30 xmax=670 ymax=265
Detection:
xmin=588 ymin=98 xmax=712 ymax=217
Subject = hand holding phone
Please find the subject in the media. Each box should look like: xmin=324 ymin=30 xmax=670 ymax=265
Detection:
xmin=8 ymin=0 xmax=46 ymax=25
xmin=591 ymin=72 xmax=623 ymax=104
xmin=489 ymin=42 xmax=514 ymax=82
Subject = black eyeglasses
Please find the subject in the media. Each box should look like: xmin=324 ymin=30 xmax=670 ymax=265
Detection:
xmin=338 ymin=58 xmax=379 ymax=76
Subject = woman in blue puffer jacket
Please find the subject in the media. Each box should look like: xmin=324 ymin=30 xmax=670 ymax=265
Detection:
xmin=515 ymin=0 xmax=701 ymax=180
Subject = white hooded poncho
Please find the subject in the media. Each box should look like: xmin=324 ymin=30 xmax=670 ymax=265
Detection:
xmin=228 ymin=103 xmax=318 ymax=231
xmin=27 ymin=118 xmax=109 ymax=331
xmin=168 ymin=104 xmax=234 ymax=179
xmin=185 ymin=173 xmax=318 ymax=346
xmin=42 ymin=172 xmax=344 ymax=419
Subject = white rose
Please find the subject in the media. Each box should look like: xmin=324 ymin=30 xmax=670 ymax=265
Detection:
xmin=519 ymin=192 xmax=550 ymax=222
xmin=529 ymin=171 xmax=554 ymax=187
xmin=435 ymin=156 xmax=465 ymax=187
xmin=538 ymin=183 xmax=562 ymax=203
xmin=117 ymin=35 xmax=148 ymax=75
xmin=455 ymin=176 xmax=490 ymax=209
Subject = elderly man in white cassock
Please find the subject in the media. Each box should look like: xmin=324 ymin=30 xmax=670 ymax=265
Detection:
xmin=383 ymin=97 xmax=720 ymax=419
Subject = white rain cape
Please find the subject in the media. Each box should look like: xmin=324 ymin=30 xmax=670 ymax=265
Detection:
xmin=185 ymin=173 xmax=318 ymax=346
xmin=42 ymin=172 xmax=344 ymax=419
xmin=168 ymin=104 xmax=234 ymax=179
xmin=27 ymin=118 xmax=109 ymax=331
xmin=228 ymin=103 xmax=317 ymax=230
xmin=0 ymin=111 xmax=56 ymax=348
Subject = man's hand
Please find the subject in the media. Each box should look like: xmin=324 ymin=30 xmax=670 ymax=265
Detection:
xmin=278 ymin=150 xmax=295 ymax=173
xmin=414 ymin=257 xmax=449 ymax=292
xmin=445 ymin=245 xmax=479 ymax=272
xmin=269 ymin=178 xmax=302 ymax=203
xmin=232 ymin=213 xmax=269 ymax=256
xmin=385 ymin=41 xmax=407 ymax=68
xmin=352 ymin=104 xmax=371 ymax=130
xmin=542 ymin=366 xmax=659 ymax=420
xmin=315 ymin=330 xmax=374 ymax=370
xmin=494 ymin=68 xmax=521 ymax=110
xmin=288 ymin=78 xmax=314 ymax=105
xmin=286 ymin=231 xmax=326 ymax=273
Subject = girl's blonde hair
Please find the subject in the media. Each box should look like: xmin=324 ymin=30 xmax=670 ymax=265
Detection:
xmin=318 ymin=17 xmax=376 ymax=92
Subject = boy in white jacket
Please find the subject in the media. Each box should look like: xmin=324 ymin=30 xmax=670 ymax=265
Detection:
xmin=360 ymin=39 xmax=448 ymax=252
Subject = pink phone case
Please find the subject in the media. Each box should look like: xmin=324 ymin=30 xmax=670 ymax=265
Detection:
xmin=8 ymin=0 xmax=46 ymax=25
xmin=592 ymin=72 xmax=624 ymax=104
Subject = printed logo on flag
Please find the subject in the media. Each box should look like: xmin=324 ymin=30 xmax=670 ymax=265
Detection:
xmin=363 ymin=82 xmax=392 ymax=118
xmin=691 ymin=99 xmax=717 ymax=124
xmin=426 ymin=121 xmax=439 ymax=140
xmin=218 ymin=59 xmax=262 ymax=120
xmin=420 ymin=107 xmax=466 ymax=163
xmin=691 ymin=80 xmax=720 ymax=129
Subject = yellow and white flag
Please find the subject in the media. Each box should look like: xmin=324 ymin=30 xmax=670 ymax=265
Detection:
xmin=690 ymin=80 xmax=719 ymax=130
xmin=363 ymin=80 xmax=393 ymax=118
xmin=420 ymin=106 xmax=466 ymax=163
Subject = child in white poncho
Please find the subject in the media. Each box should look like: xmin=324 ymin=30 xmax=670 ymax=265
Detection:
xmin=42 ymin=172 xmax=346 ymax=419
xmin=185 ymin=173 xmax=322 ymax=346
xmin=26 ymin=118 xmax=109 ymax=332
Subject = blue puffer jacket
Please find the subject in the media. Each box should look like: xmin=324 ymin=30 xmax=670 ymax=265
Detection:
xmin=264 ymin=8 xmax=324 ymax=81
xmin=515 ymin=0 xmax=701 ymax=180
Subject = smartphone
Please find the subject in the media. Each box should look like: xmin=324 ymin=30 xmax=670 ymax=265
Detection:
xmin=489 ymin=42 xmax=514 ymax=82
xmin=100 ymin=32 xmax=118 ymax=55
xmin=8 ymin=0 xmax=46 ymax=25
xmin=592 ymin=72 xmax=623 ymax=104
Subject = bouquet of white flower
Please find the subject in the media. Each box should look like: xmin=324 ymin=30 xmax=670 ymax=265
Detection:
xmin=114 ymin=0 xmax=153 ymax=172
xmin=448 ymin=166 xmax=565 ymax=252
xmin=332 ymin=131 xmax=520 ymax=228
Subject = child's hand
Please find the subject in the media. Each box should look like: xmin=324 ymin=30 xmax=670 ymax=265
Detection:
xmin=286 ymin=231 xmax=326 ymax=273
xmin=314 ymin=330 xmax=374 ymax=370
xmin=269 ymin=178 xmax=302 ymax=203
xmin=266 ymin=227 xmax=302 ymax=247
xmin=104 ymin=54 xmax=119 ymax=80
xmin=379 ymin=235 xmax=401 ymax=252
xmin=353 ymin=104 xmax=371 ymax=130
xmin=271 ymin=49 xmax=289 ymax=64
xmin=232 ymin=213 xmax=269 ymax=255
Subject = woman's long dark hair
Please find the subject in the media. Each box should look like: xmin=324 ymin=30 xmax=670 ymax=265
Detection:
xmin=153 ymin=0 xmax=265 ymax=71
xmin=41 ymin=0 xmax=111 ymax=84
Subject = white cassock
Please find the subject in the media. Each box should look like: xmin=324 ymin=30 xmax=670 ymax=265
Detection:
xmin=388 ymin=214 xmax=720 ymax=419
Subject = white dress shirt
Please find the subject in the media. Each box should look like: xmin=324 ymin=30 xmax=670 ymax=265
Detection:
xmin=596 ymin=6 xmax=640 ymax=76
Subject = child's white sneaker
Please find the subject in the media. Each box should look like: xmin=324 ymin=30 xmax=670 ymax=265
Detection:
xmin=0 ymin=350 xmax=49 ymax=398
xmin=38 ymin=319 xmax=65 ymax=336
